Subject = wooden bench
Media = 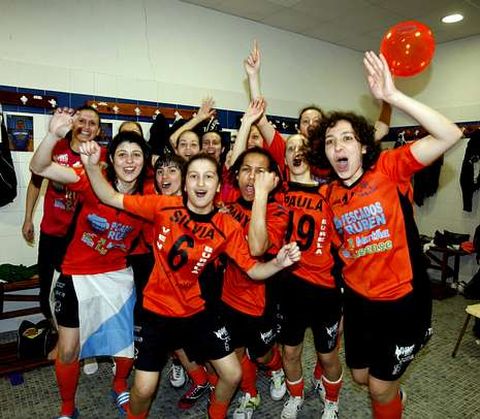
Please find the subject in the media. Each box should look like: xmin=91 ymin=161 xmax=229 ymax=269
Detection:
xmin=0 ymin=276 xmax=54 ymax=376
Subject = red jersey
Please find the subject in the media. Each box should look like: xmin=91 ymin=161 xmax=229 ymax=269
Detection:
xmin=61 ymin=169 xmax=144 ymax=275
xmin=281 ymin=182 xmax=337 ymax=288
xmin=123 ymin=195 xmax=257 ymax=317
xmin=221 ymin=197 xmax=288 ymax=316
xmin=40 ymin=138 xmax=82 ymax=236
xmin=323 ymin=144 xmax=425 ymax=300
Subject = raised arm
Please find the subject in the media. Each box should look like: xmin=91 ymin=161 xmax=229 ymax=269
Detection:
xmin=374 ymin=101 xmax=391 ymax=142
xmin=169 ymin=97 xmax=215 ymax=149
xmin=30 ymin=108 xmax=78 ymax=184
xmin=248 ymin=171 xmax=279 ymax=256
xmin=79 ymin=141 xmax=124 ymax=209
xmin=21 ymin=174 xmax=43 ymax=243
xmin=364 ymin=51 xmax=462 ymax=165
xmin=230 ymin=98 xmax=265 ymax=166
xmin=244 ymin=41 xmax=276 ymax=145
xmin=247 ymin=242 xmax=300 ymax=280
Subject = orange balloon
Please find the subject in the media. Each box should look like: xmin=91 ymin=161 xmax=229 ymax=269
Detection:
xmin=380 ymin=20 xmax=435 ymax=77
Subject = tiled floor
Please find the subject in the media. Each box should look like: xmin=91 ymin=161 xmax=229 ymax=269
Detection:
xmin=1 ymin=294 xmax=479 ymax=418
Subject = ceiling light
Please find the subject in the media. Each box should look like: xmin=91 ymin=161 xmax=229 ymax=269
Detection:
xmin=442 ymin=14 xmax=464 ymax=23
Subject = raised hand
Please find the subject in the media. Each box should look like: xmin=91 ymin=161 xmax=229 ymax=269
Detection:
xmin=244 ymin=40 xmax=261 ymax=76
xmin=79 ymin=140 xmax=102 ymax=168
xmin=276 ymin=242 xmax=301 ymax=267
xmin=364 ymin=51 xmax=398 ymax=102
xmin=49 ymin=107 xmax=74 ymax=138
xmin=196 ymin=97 xmax=216 ymax=121
xmin=254 ymin=170 xmax=279 ymax=196
xmin=243 ymin=98 xmax=265 ymax=125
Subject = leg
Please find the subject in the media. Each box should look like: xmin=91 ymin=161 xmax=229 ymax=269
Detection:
xmin=129 ymin=370 xmax=160 ymax=416
xmin=55 ymin=326 xmax=80 ymax=416
xmin=208 ymin=353 xmax=242 ymax=418
xmin=369 ymin=376 xmax=402 ymax=419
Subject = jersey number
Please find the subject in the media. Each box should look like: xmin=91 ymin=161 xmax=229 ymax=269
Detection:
xmin=285 ymin=212 xmax=315 ymax=251
xmin=167 ymin=235 xmax=194 ymax=271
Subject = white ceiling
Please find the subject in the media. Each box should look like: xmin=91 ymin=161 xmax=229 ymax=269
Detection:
xmin=179 ymin=0 xmax=480 ymax=51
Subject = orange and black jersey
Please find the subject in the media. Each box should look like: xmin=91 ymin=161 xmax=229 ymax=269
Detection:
xmin=123 ymin=195 xmax=257 ymax=317
xmin=221 ymin=197 xmax=288 ymax=317
xmin=323 ymin=143 xmax=426 ymax=301
xmin=280 ymin=182 xmax=338 ymax=288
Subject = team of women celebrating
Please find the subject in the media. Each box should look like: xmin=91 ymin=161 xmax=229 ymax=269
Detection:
xmin=28 ymin=43 xmax=463 ymax=419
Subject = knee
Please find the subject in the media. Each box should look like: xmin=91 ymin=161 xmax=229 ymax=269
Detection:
xmin=57 ymin=345 xmax=79 ymax=364
xmin=131 ymin=380 xmax=156 ymax=401
xmin=369 ymin=380 xmax=398 ymax=404
xmin=351 ymin=369 xmax=369 ymax=386
xmin=283 ymin=346 xmax=301 ymax=365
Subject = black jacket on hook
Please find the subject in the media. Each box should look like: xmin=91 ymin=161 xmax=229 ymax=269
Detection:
xmin=460 ymin=130 xmax=480 ymax=212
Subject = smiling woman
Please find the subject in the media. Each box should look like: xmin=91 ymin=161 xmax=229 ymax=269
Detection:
xmin=29 ymin=108 xmax=149 ymax=417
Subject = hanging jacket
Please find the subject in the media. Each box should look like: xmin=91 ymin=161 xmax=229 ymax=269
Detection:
xmin=460 ymin=130 xmax=480 ymax=212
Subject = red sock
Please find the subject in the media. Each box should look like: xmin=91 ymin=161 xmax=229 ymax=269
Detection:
xmin=127 ymin=405 xmax=148 ymax=419
xmin=208 ymin=393 xmax=229 ymax=419
xmin=240 ymin=354 xmax=258 ymax=396
xmin=189 ymin=366 xmax=208 ymax=385
xmin=207 ymin=370 xmax=219 ymax=387
xmin=314 ymin=360 xmax=323 ymax=380
xmin=55 ymin=358 xmax=80 ymax=416
xmin=286 ymin=377 xmax=304 ymax=398
xmin=322 ymin=374 xmax=343 ymax=402
xmin=112 ymin=357 xmax=134 ymax=394
xmin=372 ymin=392 xmax=402 ymax=419
xmin=263 ymin=346 xmax=282 ymax=372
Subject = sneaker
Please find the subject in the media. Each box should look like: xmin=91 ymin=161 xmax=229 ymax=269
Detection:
xmin=82 ymin=358 xmax=98 ymax=375
xmin=313 ymin=376 xmax=326 ymax=402
xmin=281 ymin=396 xmax=303 ymax=419
xmin=111 ymin=390 xmax=129 ymax=415
xmin=322 ymin=399 xmax=339 ymax=419
xmin=177 ymin=382 xmax=211 ymax=409
xmin=55 ymin=408 xmax=79 ymax=419
xmin=169 ymin=360 xmax=186 ymax=388
xmin=270 ymin=369 xmax=287 ymax=401
xmin=233 ymin=392 xmax=261 ymax=419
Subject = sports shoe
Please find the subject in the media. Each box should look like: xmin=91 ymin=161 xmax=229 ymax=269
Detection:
xmin=270 ymin=369 xmax=287 ymax=401
xmin=281 ymin=396 xmax=303 ymax=419
xmin=177 ymin=382 xmax=211 ymax=409
xmin=169 ymin=360 xmax=186 ymax=388
xmin=111 ymin=390 xmax=129 ymax=415
xmin=233 ymin=392 xmax=261 ymax=419
xmin=322 ymin=399 xmax=339 ymax=419
xmin=313 ymin=376 xmax=326 ymax=402
xmin=55 ymin=408 xmax=79 ymax=419
xmin=82 ymin=358 xmax=98 ymax=375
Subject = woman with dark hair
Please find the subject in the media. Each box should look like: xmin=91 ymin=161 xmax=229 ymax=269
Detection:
xmin=221 ymin=146 xmax=288 ymax=418
xmin=318 ymin=52 xmax=463 ymax=419
xmin=79 ymin=148 xmax=301 ymax=419
xmin=30 ymin=108 xmax=149 ymax=419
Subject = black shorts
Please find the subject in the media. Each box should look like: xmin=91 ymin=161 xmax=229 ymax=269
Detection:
xmin=343 ymin=285 xmax=431 ymax=381
xmin=53 ymin=274 xmax=79 ymax=328
xmin=135 ymin=309 xmax=233 ymax=372
xmin=221 ymin=302 xmax=276 ymax=360
xmin=279 ymin=274 xmax=342 ymax=353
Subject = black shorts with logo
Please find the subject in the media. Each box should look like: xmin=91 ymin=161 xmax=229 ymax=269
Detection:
xmin=135 ymin=308 xmax=233 ymax=372
xmin=53 ymin=274 xmax=79 ymax=328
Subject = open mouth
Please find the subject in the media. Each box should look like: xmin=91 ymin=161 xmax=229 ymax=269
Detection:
xmin=195 ymin=190 xmax=207 ymax=198
xmin=292 ymin=157 xmax=303 ymax=167
xmin=335 ymin=157 xmax=349 ymax=172
xmin=245 ymin=184 xmax=255 ymax=195
xmin=161 ymin=182 xmax=171 ymax=190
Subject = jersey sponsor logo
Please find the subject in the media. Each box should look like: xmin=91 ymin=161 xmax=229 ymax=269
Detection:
xmin=170 ymin=210 xmax=215 ymax=239
xmin=54 ymin=153 xmax=70 ymax=165
xmin=191 ymin=245 xmax=213 ymax=275
xmin=334 ymin=201 xmax=386 ymax=235
xmin=156 ymin=226 xmax=171 ymax=250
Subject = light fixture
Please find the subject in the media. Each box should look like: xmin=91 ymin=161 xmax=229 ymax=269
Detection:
xmin=442 ymin=13 xmax=464 ymax=23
